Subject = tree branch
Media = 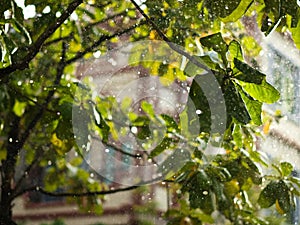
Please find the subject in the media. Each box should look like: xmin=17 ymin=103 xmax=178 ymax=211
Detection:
xmin=129 ymin=0 xmax=209 ymax=72
xmin=0 ymin=0 xmax=82 ymax=78
xmin=14 ymin=176 xmax=171 ymax=198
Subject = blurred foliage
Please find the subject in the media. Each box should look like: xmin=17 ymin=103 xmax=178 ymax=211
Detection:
xmin=0 ymin=0 xmax=300 ymax=225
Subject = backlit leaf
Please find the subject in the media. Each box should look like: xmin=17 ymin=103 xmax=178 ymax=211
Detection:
xmin=238 ymin=80 xmax=280 ymax=103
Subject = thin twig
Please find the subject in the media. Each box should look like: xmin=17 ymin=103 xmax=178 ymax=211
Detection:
xmin=14 ymin=176 xmax=170 ymax=198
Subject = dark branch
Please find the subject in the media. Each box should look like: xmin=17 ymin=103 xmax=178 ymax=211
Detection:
xmin=14 ymin=177 xmax=171 ymax=198
xmin=129 ymin=0 xmax=209 ymax=71
xmin=90 ymin=135 xmax=143 ymax=158
xmin=0 ymin=0 xmax=82 ymax=78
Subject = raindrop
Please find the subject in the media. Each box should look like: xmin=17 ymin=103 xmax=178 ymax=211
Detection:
xmin=196 ymin=109 xmax=202 ymax=114
xmin=70 ymin=12 xmax=78 ymax=21
xmin=130 ymin=127 xmax=138 ymax=134
xmin=42 ymin=6 xmax=51 ymax=14
xmin=56 ymin=11 xmax=62 ymax=17
xmin=93 ymin=50 xmax=101 ymax=58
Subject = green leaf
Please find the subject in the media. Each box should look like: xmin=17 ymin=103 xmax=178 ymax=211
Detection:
xmin=238 ymin=80 xmax=280 ymax=103
xmin=186 ymin=75 xmax=211 ymax=134
xmin=280 ymin=162 xmax=293 ymax=177
xmin=224 ymin=81 xmax=251 ymax=124
xmin=234 ymin=58 xmax=265 ymax=84
xmin=161 ymin=114 xmax=180 ymax=133
xmin=13 ymin=99 xmax=27 ymax=117
xmin=258 ymin=181 xmax=278 ymax=208
xmin=228 ymin=40 xmax=243 ymax=62
xmin=237 ymin=85 xmax=262 ymax=125
xmin=233 ymin=124 xmax=243 ymax=147
xmin=277 ymin=180 xmax=292 ymax=213
xmin=149 ymin=137 xmax=172 ymax=158
xmin=200 ymin=33 xmax=228 ymax=65
xmin=141 ymin=101 xmax=155 ymax=118
xmin=221 ymin=0 xmax=254 ymax=22
xmin=184 ymin=55 xmax=219 ymax=77
xmin=55 ymin=120 xmax=74 ymax=140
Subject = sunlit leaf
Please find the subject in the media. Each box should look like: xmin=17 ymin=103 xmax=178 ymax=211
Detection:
xmin=149 ymin=137 xmax=172 ymax=158
xmin=13 ymin=100 xmax=27 ymax=117
xmin=237 ymin=84 xmax=262 ymax=125
xmin=228 ymin=40 xmax=243 ymax=62
xmin=238 ymin=80 xmax=280 ymax=103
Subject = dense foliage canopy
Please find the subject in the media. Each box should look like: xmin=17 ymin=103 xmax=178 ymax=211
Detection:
xmin=0 ymin=0 xmax=300 ymax=224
